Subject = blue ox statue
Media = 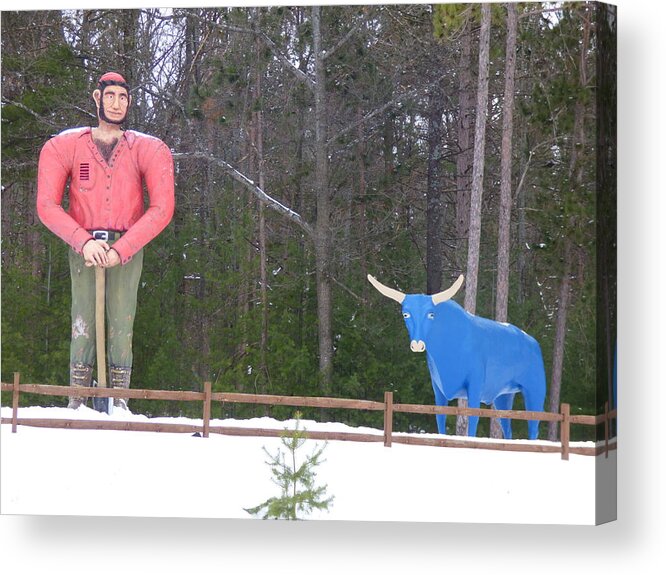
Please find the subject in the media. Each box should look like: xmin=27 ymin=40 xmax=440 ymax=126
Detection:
xmin=368 ymin=274 xmax=546 ymax=439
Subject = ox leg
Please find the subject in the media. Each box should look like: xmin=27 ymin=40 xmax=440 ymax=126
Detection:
xmin=432 ymin=385 xmax=448 ymax=434
xmin=493 ymin=393 xmax=515 ymax=439
xmin=521 ymin=387 xmax=544 ymax=440
xmin=467 ymin=390 xmax=482 ymax=437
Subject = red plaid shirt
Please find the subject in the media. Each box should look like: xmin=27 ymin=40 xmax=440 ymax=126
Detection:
xmin=37 ymin=127 xmax=175 ymax=264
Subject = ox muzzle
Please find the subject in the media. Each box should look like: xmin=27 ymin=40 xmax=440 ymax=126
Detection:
xmin=410 ymin=340 xmax=426 ymax=353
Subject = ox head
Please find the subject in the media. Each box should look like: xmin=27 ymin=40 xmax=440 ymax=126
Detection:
xmin=368 ymin=274 xmax=464 ymax=352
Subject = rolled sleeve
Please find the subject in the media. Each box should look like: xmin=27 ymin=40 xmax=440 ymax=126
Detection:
xmin=37 ymin=139 xmax=94 ymax=253
xmin=111 ymin=142 xmax=175 ymax=264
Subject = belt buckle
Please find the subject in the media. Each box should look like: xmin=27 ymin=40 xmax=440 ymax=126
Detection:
xmin=93 ymin=230 xmax=109 ymax=241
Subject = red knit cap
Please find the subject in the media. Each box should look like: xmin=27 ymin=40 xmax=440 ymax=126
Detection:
xmin=98 ymin=72 xmax=128 ymax=86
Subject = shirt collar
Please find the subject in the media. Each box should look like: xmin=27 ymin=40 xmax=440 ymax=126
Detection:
xmin=84 ymin=126 xmax=136 ymax=148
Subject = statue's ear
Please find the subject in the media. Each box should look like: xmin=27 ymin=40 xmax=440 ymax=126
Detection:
xmin=93 ymin=89 xmax=101 ymax=107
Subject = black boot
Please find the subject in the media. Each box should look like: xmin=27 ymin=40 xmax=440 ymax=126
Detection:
xmin=110 ymin=365 xmax=132 ymax=410
xmin=68 ymin=362 xmax=93 ymax=409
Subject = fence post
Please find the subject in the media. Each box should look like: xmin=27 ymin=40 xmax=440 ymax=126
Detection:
xmin=203 ymin=381 xmax=212 ymax=438
xmin=604 ymin=401 xmax=609 ymax=458
xmin=384 ymin=391 xmax=393 ymax=448
xmin=560 ymin=403 xmax=570 ymax=460
xmin=12 ymin=372 xmax=20 ymax=433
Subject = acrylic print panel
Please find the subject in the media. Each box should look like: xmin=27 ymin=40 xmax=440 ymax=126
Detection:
xmin=1 ymin=2 xmax=616 ymax=525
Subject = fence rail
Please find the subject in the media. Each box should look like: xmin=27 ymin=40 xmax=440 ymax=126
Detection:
xmin=1 ymin=373 xmax=617 ymax=460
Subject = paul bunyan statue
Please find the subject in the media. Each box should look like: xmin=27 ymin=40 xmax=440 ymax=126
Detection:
xmin=37 ymin=72 xmax=175 ymax=412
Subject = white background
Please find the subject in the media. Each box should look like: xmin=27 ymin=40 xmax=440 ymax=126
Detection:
xmin=1 ymin=0 xmax=664 ymax=572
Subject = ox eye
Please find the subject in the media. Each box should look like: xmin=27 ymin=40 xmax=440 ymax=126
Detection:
xmin=403 ymin=312 xmax=411 ymax=319
xmin=427 ymin=312 xmax=435 ymax=320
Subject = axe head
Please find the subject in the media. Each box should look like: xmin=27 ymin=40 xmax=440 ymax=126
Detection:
xmin=91 ymin=379 xmax=113 ymax=414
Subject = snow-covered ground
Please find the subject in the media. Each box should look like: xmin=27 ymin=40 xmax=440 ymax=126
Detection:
xmin=1 ymin=404 xmax=614 ymax=524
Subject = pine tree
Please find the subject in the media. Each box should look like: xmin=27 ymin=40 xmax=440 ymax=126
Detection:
xmin=245 ymin=412 xmax=334 ymax=520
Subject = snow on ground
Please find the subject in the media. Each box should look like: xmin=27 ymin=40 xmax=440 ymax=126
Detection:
xmin=1 ymin=405 xmax=613 ymax=524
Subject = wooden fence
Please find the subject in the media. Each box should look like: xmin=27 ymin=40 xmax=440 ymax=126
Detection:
xmin=1 ymin=373 xmax=617 ymax=460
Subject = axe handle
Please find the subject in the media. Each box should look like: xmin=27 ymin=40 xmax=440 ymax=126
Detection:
xmin=95 ymin=265 xmax=107 ymax=389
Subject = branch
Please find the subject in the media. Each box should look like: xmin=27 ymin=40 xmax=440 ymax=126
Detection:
xmin=519 ymin=6 xmax=568 ymax=20
xmin=1 ymin=98 xmax=61 ymax=129
xmin=175 ymin=155 xmax=368 ymax=301
xmin=330 ymin=274 xmax=365 ymax=303
xmin=323 ymin=20 xmax=363 ymax=61
xmin=258 ymin=30 xmax=315 ymax=91
xmin=328 ymin=96 xmax=398 ymax=146
xmin=68 ymin=105 xmax=96 ymax=120
xmin=141 ymin=84 xmax=188 ymax=118
xmin=328 ymin=72 xmax=449 ymax=146
xmin=326 ymin=65 xmax=466 ymax=146
xmin=173 ymin=151 xmax=314 ymax=238
xmin=197 ymin=14 xmax=315 ymax=91
xmin=514 ymin=139 xmax=555 ymax=201
xmin=514 ymin=151 xmax=534 ymax=202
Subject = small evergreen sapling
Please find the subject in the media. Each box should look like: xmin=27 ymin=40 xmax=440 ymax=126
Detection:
xmin=245 ymin=412 xmax=334 ymax=520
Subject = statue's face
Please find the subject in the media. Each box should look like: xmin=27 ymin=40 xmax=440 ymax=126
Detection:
xmin=94 ymin=85 xmax=130 ymax=125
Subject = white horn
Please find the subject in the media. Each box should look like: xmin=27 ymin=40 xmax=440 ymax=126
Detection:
xmin=431 ymin=274 xmax=464 ymax=305
xmin=367 ymin=274 xmax=405 ymax=304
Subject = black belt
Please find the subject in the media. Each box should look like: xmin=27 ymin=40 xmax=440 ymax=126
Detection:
xmin=90 ymin=230 xmax=123 ymax=241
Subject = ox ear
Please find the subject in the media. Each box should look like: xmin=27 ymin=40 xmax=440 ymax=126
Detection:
xmin=431 ymin=274 xmax=464 ymax=305
xmin=367 ymin=274 xmax=405 ymax=304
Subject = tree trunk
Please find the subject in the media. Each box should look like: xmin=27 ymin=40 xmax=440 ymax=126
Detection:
xmin=357 ymin=107 xmax=368 ymax=287
xmin=426 ymin=78 xmax=445 ymax=294
xmin=464 ymin=3 xmax=491 ymax=315
xmin=548 ymin=7 xmax=590 ymax=439
xmin=455 ymin=14 xmax=473 ymax=267
xmin=254 ymin=19 xmax=269 ymax=395
xmin=458 ymin=3 xmax=491 ymax=436
xmin=453 ymin=10 xmax=475 ymax=436
xmin=492 ymin=3 xmax=518 ymax=438
xmin=120 ymin=10 xmax=139 ymax=125
xmin=312 ymin=6 xmax=334 ymax=393
xmin=516 ymin=143 xmax=528 ymax=305
xmin=383 ymin=110 xmax=395 ymax=182
xmin=495 ymin=3 xmax=518 ymax=324
xmin=548 ymin=242 xmax=572 ymax=441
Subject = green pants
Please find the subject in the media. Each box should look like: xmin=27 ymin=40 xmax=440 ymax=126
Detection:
xmin=69 ymin=246 xmax=144 ymax=370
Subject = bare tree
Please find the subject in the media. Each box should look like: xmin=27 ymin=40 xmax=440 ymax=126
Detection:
xmin=547 ymin=5 xmax=592 ymax=439
xmin=455 ymin=10 xmax=474 ymax=268
xmin=253 ymin=9 xmax=270 ymax=394
xmin=548 ymin=242 xmax=572 ymax=440
xmin=312 ymin=6 xmax=334 ymax=392
xmin=426 ymin=77 xmax=446 ymax=295
xmin=495 ymin=3 xmax=518 ymax=324
xmin=463 ymin=3 xmax=491 ymax=316
xmin=458 ymin=3 xmax=491 ymax=436
xmin=492 ymin=2 xmax=518 ymax=438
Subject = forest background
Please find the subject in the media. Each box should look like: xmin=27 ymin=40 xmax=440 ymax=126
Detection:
xmin=1 ymin=2 xmax=616 ymax=440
